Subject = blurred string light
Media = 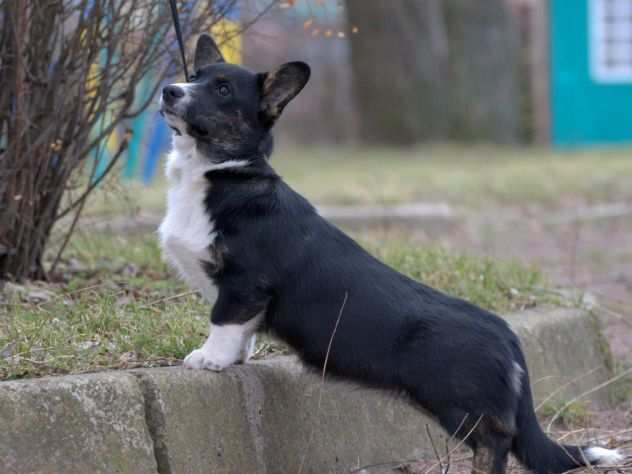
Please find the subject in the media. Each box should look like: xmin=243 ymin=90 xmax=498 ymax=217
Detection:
xmin=279 ymin=0 xmax=359 ymax=38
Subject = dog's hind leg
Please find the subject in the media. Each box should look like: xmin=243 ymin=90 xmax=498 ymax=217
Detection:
xmin=469 ymin=417 xmax=513 ymax=474
xmin=471 ymin=443 xmax=510 ymax=474
xmin=472 ymin=447 xmax=494 ymax=474
xmin=491 ymin=444 xmax=511 ymax=474
xmin=433 ymin=410 xmax=509 ymax=474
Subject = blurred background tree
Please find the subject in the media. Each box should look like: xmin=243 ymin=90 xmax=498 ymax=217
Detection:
xmin=344 ymin=0 xmax=450 ymax=144
xmin=345 ymin=0 xmax=521 ymax=145
xmin=250 ymin=0 xmax=528 ymax=146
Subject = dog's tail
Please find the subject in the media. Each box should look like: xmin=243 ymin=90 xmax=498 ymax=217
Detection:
xmin=511 ymin=365 xmax=622 ymax=473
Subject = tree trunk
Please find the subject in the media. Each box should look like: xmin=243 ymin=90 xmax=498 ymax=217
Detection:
xmin=444 ymin=0 xmax=521 ymax=143
xmin=345 ymin=0 xmax=521 ymax=145
xmin=0 ymin=0 xmax=49 ymax=280
xmin=345 ymin=0 xmax=450 ymax=145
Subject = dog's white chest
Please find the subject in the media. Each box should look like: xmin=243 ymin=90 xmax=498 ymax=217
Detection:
xmin=158 ymin=146 xmax=218 ymax=304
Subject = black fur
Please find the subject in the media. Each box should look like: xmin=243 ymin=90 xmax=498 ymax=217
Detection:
xmin=161 ymin=35 xmax=607 ymax=474
xmin=202 ymin=161 xmax=592 ymax=474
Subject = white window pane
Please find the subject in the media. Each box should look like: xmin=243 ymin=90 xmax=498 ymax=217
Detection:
xmin=591 ymin=0 xmax=632 ymax=82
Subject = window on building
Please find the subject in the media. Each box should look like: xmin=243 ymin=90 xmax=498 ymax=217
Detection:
xmin=590 ymin=0 xmax=632 ymax=82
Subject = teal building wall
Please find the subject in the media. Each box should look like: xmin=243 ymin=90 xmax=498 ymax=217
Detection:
xmin=550 ymin=0 xmax=632 ymax=146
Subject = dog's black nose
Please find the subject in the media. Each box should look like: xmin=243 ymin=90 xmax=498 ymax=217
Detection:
xmin=162 ymin=85 xmax=185 ymax=102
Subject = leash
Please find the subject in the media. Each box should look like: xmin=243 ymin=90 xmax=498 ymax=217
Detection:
xmin=168 ymin=0 xmax=190 ymax=81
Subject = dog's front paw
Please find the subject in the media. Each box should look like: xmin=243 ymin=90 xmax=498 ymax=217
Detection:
xmin=182 ymin=348 xmax=233 ymax=371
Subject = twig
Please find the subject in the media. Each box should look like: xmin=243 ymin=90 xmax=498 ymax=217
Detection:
xmin=536 ymin=367 xmax=601 ymax=413
xmin=321 ymin=291 xmax=348 ymax=381
xmin=298 ymin=291 xmax=348 ymax=474
xmin=349 ymin=458 xmax=430 ymax=474
xmin=55 ymin=138 xmax=129 ymax=222
xmin=67 ymin=283 xmax=107 ymax=295
xmin=350 ymin=412 xmax=473 ymax=473
xmin=423 ymin=415 xmax=484 ymax=474
xmin=444 ymin=432 xmax=452 ymax=474
xmin=146 ymin=290 xmax=198 ymax=306
xmin=546 ymin=367 xmax=632 ymax=432
xmin=50 ymin=138 xmax=129 ymax=275
xmin=426 ymin=424 xmax=446 ymax=474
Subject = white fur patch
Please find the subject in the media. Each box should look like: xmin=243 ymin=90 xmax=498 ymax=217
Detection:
xmin=158 ymin=133 xmax=250 ymax=304
xmin=206 ymin=159 xmax=250 ymax=170
xmin=242 ymin=333 xmax=257 ymax=361
xmin=162 ymin=111 xmax=188 ymax=137
xmin=183 ymin=315 xmax=262 ymax=371
xmin=172 ymin=82 xmax=193 ymax=93
xmin=511 ymin=361 xmax=524 ymax=394
xmin=158 ymin=138 xmax=219 ymax=304
xmin=586 ymin=446 xmax=623 ymax=465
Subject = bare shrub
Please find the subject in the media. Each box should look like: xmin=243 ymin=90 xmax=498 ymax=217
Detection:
xmin=0 ymin=0 xmax=271 ymax=281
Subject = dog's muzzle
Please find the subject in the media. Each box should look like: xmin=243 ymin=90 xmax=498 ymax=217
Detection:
xmin=162 ymin=85 xmax=185 ymax=106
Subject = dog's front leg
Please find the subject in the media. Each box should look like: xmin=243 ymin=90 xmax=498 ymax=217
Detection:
xmin=183 ymin=289 xmax=265 ymax=371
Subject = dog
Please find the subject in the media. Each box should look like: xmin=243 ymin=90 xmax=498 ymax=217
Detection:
xmin=158 ymin=34 xmax=622 ymax=474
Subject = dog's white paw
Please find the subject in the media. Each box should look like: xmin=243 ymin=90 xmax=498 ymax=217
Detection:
xmin=182 ymin=348 xmax=233 ymax=371
xmin=183 ymin=320 xmax=262 ymax=371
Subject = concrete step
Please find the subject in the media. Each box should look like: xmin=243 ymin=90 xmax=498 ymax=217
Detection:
xmin=0 ymin=307 xmax=614 ymax=474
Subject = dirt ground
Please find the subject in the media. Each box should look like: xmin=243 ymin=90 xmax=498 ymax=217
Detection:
xmin=388 ymin=408 xmax=632 ymax=474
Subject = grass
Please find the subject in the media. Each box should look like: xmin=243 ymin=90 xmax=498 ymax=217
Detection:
xmin=0 ymin=231 xmax=553 ymax=381
xmin=539 ymin=400 xmax=591 ymax=427
xmin=85 ymin=144 xmax=632 ymax=216
xmin=613 ymin=379 xmax=632 ymax=405
xmin=369 ymin=242 xmax=547 ymax=313
xmin=0 ymin=233 xmax=208 ymax=380
xmin=274 ymin=145 xmax=632 ymax=207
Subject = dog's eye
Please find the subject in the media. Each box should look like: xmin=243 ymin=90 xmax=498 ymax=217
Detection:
xmin=217 ymin=84 xmax=231 ymax=97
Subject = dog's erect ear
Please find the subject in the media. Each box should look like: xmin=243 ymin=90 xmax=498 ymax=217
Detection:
xmin=194 ymin=34 xmax=224 ymax=70
xmin=259 ymin=62 xmax=310 ymax=125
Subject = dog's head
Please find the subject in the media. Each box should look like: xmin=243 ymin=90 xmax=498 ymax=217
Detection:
xmin=160 ymin=34 xmax=310 ymax=161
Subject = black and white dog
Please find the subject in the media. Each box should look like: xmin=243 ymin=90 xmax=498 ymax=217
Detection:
xmin=159 ymin=34 xmax=621 ymax=474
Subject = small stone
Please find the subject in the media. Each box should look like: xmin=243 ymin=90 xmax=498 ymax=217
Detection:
xmin=0 ymin=342 xmax=16 ymax=359
xmin=27 ymin=289 xmax=55 ymax=303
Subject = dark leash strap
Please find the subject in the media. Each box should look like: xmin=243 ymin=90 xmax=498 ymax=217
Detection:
xmin=168 ymin=0 xmax=190 ymax=81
